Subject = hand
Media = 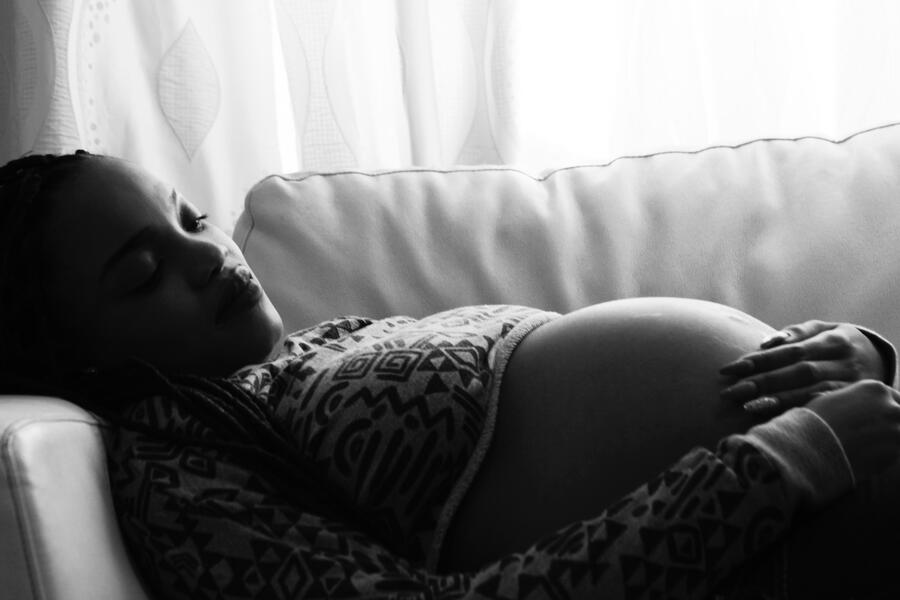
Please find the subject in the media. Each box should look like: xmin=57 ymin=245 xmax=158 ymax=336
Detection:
xmin=719 ymin=320 xmax=886 ymax=414
xmin=806 ymin=380 xmax=900 ymax=481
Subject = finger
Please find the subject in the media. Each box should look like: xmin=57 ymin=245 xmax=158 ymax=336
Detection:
xmin=891 ymin=386 xmax=900 ymax=406
xmin=760 ymin=330 xmax=791 ymax=350
xmin=720 ymin=344 xmax=806 ymax=376
xmin=721 ymin=360 xmax=858 ymax=402
xmin=743 ymin=380 xmax=849 ymax=414
xmin=721 ymin=330 xmax=852 ymax=377
xmin=742 ymin=396 xmax=781 ymax=413
xmin=762 ymin=320 xmax=837 ymax=349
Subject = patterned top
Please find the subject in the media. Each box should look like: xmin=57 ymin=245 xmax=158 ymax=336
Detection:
xmin=230 ymin=304 xmax=556 ymax=566
xmin=105 ymin=305 xmax=858 ymax=600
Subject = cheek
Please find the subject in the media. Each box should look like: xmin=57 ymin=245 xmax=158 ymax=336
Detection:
xmin=91 ymin=291 xmax=206 ymax=345
xmin=43 ymin=272 xmax=95 ymax=340
xmin=41 ymin=239 xmax=110 ymax=344
xmin=87 ymin=306 xmax=213 ymax=370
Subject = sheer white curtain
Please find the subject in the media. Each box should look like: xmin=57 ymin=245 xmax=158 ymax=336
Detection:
xmin=3 ymin=0 xmax=900 ymax=232
xmin=500 ymin=0 xmax=900 ymax=166
xmin=1 ymin=0 xmax=286 ymax=231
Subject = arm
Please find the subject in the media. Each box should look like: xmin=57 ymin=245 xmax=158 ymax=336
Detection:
xmin=108 ymin=409 xmax=851 ymax=600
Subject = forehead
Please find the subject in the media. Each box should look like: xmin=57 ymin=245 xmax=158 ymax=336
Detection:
xmin=41 ymin=159 xmax=173 ymax=263
xmin=49 ymin=158 xmax=171 ymax=228
xmin=68 ymin=157 xmax=167 ymax=209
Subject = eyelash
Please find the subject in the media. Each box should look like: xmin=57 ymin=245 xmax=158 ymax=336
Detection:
xmin=131 ymin=213 xmax=209 ymax=294
xmin=187 ymin=213 xmax=209 ymax=233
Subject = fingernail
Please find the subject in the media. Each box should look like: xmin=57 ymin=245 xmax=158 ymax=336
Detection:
xmin=760 ymin=331 xmax=789 ymax=349
xmin=744 ymin=396 xmax=779 ymax=413
xmin=720 ymin=359 xmax=754 ymax=376
xmin=721 ymin=380 xmax=758 ymax=401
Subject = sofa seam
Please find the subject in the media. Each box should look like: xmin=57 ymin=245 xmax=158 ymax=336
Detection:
xmin=240 ymin=121 xmax=900 ymax=244
xmin=261 ymin=120 xmax=900 ymax=185
xmin=235 ymin=189 xmax=258 ymax=253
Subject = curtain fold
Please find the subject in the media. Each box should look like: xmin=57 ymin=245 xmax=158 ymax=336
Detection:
xmin=3 ymin=0 xmax=900 ymax=232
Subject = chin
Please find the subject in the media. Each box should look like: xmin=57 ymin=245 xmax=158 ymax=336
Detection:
xmin=260 ymin=301 xmax=285 ymax=354
xmin=261 ymin=297 xmax=285 ymax=343
xmin=237 ymin=309 xmax=285 ymax=368
xmin=206 ymin=300 xmax=284 ymax=375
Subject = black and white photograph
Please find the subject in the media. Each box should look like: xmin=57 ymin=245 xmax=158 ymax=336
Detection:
xmin=2 ymin=2 xmax=900 ymax=598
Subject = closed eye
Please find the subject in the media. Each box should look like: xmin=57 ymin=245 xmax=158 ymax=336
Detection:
xmin=131 ymin=260 xmax=164 ymax=294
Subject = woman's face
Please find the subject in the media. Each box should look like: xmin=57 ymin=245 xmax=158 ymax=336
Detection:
xmin=41 ymin=157 xmax=284 ymax=377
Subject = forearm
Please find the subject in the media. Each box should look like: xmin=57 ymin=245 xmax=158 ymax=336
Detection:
xmin=442 ymin=409 xmax=851 ymax=599
xmin=118 ymin=420 xmax=845 ymax=600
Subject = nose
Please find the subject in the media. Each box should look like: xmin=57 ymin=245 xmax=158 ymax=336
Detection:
xmin=181 ymin=237 xmax=227 ymax=288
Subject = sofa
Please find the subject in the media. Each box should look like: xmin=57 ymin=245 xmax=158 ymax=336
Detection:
xmin=3 ymin=121 xmax=900 ymax=598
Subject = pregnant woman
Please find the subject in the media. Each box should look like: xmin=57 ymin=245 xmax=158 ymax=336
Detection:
xmin=2 ymin=151 xmax=898 ymax=599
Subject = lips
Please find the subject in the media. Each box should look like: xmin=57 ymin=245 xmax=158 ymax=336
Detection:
xmin=215 ymin=265 xmax=262 ymax=325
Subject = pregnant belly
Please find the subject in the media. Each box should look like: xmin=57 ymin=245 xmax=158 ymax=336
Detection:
xmin=439 ymin=297 xmax=778 ymax=572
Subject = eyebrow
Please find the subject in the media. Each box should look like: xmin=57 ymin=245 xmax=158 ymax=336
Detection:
xmin=99 ymin=190 xmax=178 ymax=281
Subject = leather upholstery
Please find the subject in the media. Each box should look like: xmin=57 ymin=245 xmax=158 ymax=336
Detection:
xmin=0 ymin=396 xmax=151 ymax=600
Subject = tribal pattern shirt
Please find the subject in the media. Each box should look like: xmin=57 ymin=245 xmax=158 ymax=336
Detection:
xmin=104 ymin=305 xmax=857 ymax=599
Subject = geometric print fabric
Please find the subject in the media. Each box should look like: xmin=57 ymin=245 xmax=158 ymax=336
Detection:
xmin=104 ymin=305 xmax=799 ymax=599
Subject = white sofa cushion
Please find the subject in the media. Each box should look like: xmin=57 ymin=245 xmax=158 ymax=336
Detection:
xmin=234 ymin=122 xmax=900 ymax=346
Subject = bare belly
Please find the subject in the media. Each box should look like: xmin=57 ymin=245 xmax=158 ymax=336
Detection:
xmin=439 ymin=297 xmax=777 ymax=572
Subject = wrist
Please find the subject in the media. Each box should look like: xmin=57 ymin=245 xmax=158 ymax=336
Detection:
xmin=856 ymin=326 xmax=896 ymax=386
xmin=742 ymin=407 xmax=855 ymax=511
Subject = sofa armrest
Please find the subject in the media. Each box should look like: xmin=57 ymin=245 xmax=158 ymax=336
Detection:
xmin=0 ymin=396 xmax=152 ymax=600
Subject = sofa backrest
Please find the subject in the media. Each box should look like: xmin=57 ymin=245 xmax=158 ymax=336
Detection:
xmin=235 ymin=122 xmax=900 ymax=345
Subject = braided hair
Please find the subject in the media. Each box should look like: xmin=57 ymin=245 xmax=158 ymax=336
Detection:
xmin=0 ymin=152 xmax=363 ymax=530
xmin=0 ymin=150 xmax=94 ymax=379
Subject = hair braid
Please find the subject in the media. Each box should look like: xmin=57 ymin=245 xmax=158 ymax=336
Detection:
xmin=79 ymin=360 xmax=364 ymax=529
xmin=0 ymin=150 xmax=94 ymax=380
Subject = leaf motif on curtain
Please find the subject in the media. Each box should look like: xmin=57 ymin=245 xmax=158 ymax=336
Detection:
xmin=157 ymin=19 xmax=220 ymax=161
